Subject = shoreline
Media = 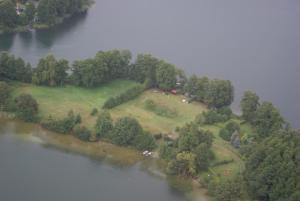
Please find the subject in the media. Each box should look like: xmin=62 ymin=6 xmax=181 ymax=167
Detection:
xmin=0 ymin=115 xmax=211 ymax=201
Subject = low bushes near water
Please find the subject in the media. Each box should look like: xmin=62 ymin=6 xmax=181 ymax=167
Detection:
xmin=73 ymin=125 xmax=92 ymax=141
xmin=15 ymin=93 xmax=39 ymax=122
xmin=102 ymin=85 xmax=144 ymax=109
xmin=41 ymin=110 xmax=81 ymax=134
xmin=144 ymin=99 xmax=178 ymax=118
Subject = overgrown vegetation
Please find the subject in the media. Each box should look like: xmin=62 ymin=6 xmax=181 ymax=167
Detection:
xmin=41 ymin=110 xmax=81 ymax=134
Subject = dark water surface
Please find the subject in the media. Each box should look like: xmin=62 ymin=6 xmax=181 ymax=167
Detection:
xmin=0 ymin=0 xmax=299 ymax=127
xmin=0 ymin=119 xmax=188 ymax=201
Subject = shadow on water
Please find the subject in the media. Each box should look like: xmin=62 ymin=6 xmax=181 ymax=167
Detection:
xmin=18 ymin=32 xmax=34 ymax=49
xmin=0 ymin=33 xmax=16 ymax=51
xmin=35 ymin=12 xmax=88 ymax=48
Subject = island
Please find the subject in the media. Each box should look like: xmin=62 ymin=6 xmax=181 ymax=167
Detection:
xmin=0 ymin=0 xmax=93 ymax=33
xmin=0 ymin=50 xmax=299 ymax=201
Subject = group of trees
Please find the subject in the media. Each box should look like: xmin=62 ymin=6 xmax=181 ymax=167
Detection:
xmin=95 ymin=111 xmax=156 ymax=150
xmin=159 ymin=123 xmax=214 ymax=177
xmin=241 ymin=91 xmax=285 ymax=138
xmin=184 ymin=75 xmax=234 ymax=108
xmin=0 ymin=52 xmax=32 ymax=82
xmin=244 ymin=129 xmax=300 ymax=201
xmin=207 ymin=91 xmax=291 ymax=201
xmin=1 ymin=51 xmax=235 ymax=110
xmin=32 ymin=55 xmax=69 ymax=86
xmin=0 ymin=0 xmax=91 ymax=30
xmin=71 ymin=50 xmax=132 ymax=87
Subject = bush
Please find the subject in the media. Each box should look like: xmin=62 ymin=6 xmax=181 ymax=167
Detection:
xmin=219 ymin=121 xmax=241 ymax=141
xmin=133 ymin=131 xmax=156 ymax=150
xmin=111 ymin=117 xmax=144 ymax=146
xmin=159 ymin=143 xmax=176 ymax=161
xmin=41 ymin=111 xmax=80 ymax=134
xmin=90 ymin=108 xmax=98 ymax=116
xmin=0 ymin=81 xmax=11 ymax=110
xmin=219 ymin=128 xmax=232 ymax=141
xmin=73 ymin=125 xmax=91 ymax=141
xmin=102 ymin=86 xmax=144 ymax=109
xmin=225 ymin=121 xmax=240 ymax=133
xmin=95 ymin=111 xmax=113 ymax=139
xmin=110 ymin=116 xmax=157 ymax=150
xmin=15 ymin=93 xmax=38 ymax=122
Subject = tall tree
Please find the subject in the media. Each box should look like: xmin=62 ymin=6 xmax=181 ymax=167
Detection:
xmin=205 ymin=79 xmax=234 ymax=108
xmin=130 ymin=54 xmax=160 ymax=87
xmin=254 ymin=101 xmax=284 ymax=138
xmin=156 ymin=61 xmax=177 ymax=90
xmin=241 ymin=91 xmax=260 ymax=123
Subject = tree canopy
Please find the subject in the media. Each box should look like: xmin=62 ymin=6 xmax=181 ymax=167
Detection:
xmin=32 ymin=54 xmax=69 ymax=86
xmin=241 ymin=90 xmax=260 ymax=123
xmin=244 ymin=129 xmax=300 ymax=201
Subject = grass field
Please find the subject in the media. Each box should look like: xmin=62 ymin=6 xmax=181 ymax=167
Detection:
xmin=110 ymin=89 xmax=207 ymax=135
xmin=13 ymin=80 xmax=140 ymax=127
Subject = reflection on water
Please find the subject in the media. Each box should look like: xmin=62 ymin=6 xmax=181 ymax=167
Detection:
xmin=0 ymin=118 xmax=191 ymax=201
xmin=0 ymin=33 xmax=16 ymax=50
xmin=35 ymin=12 xmax=88 ymax=48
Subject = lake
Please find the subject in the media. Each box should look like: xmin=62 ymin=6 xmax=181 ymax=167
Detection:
xmin=0 ymin=118 xmax=207 ymax=201
xmin=0 ymin=0 xmax=299 ymax=127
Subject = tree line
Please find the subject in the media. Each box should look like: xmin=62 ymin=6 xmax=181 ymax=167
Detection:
xmin=0 ymin=50 xmax=235 ymax=109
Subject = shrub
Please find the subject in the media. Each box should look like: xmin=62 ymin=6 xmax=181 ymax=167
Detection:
xmin=133 ymin=131 xmax=156 ymax=150
xmin=225 ymin=121 xmax=240 ymax=133
xmin=219 ymin=128 xmax=232 ymax=141
xmin=95 ymin=111 xmax=113 ymax=139
xmin=110 ymin=116 xmax=156 ymax=150
xmin=41 ymin=110 xmax=80 ymax=134
xmin=111 ymin=117 xmax=144 ymax=146
xmin=90 ymin=108 xmax=98 ymax=116
xmin=73 ymin=125 xmax=91 ymax=141
xmin=15 ymin=93 xmax=38 ymax=122
xmin=102 ymin=85 xmax=144 ymax=109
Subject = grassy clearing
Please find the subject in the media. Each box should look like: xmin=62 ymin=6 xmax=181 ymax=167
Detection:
xmin=13 ymin=80 xmax=140 ymax=128
xmin=110 ymin=89 xmax=207 ymax=135
xmin=200 ymin=120 xmax=253 ymax=180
